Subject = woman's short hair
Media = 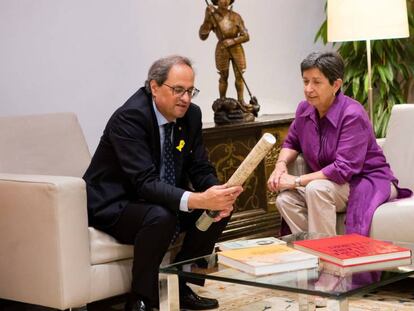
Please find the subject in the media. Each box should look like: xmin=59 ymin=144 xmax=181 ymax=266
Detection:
xmin=145 ymin=55 xmax=193 ymax=93
xmin=300 ymin=51 xmax=344 ymax=85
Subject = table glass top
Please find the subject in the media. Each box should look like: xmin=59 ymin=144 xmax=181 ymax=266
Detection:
xmin=159 ymin=233 xmax=414 ymax=299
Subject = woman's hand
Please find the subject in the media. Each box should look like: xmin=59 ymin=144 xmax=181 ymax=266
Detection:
xmin=277 ymin=173 xmax=297 ymax=191
xmin=267 ymin=161 xmax=288 ymax=192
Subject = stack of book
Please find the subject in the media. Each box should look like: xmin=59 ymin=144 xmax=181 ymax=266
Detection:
xmin=293 ymin=234 xmax=412 ymax=275
xmin=217 ymin=243 xmax=319 ymax=276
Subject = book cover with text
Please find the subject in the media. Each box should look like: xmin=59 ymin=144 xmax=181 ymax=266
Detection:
xmin=294 ymin=234 xmax=411 ymax=267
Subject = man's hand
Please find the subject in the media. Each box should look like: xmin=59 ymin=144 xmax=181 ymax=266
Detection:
xmin=188 ymin=184 xmax=243 ymax=221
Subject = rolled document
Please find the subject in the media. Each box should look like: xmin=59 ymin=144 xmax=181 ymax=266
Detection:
xmin=196 ymin=133 xmax=277 ymax=231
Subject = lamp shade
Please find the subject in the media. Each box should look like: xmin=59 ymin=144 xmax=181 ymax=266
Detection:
xmin=328 ymin=0 xmax=409 ymax=42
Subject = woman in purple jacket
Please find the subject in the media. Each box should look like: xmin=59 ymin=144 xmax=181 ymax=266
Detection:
xmin=267 ymin=51 xmax=411 ymax=236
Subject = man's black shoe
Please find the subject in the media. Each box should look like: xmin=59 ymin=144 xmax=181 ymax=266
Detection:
xmin=125 ymin=298 xmax=153 ymax=311
xmin=179 ymin=285 xmax=218 ymax=310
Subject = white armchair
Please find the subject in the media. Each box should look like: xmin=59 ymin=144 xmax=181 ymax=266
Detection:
xmin=369 ymin=104 xmax=414 ymax=242
xmin=0 ymin=113 xmax=136 ymax=309
xmin=286 ymin=104 xmax=414 ymax=242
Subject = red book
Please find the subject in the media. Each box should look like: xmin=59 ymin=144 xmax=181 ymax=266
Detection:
xmin=293 ymin=234 xmax=411 ymax=267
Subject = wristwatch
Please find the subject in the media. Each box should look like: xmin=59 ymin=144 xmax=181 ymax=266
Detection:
xmin=294 ymin=176 xmax=302 ymax=187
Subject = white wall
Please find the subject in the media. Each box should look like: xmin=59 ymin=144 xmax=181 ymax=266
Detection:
xmin=0 ymin=0 xmax=326 ymax=152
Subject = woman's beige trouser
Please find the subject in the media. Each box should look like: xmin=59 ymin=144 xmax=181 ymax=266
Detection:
xmin=276 ymin=180 xmax=397 ymax=235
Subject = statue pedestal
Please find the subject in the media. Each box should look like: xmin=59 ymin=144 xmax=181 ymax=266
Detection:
xmin=212 ymin=97 xmax=259 ymax=125
xmin=202 ymin=113 xmax=294 ymax=240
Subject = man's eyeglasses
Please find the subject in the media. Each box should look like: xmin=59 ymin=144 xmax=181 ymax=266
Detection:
xmin=163 ymin=83 xmax=200 ymax=98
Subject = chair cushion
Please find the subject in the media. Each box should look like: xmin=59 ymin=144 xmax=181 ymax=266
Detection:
xmin=88 ymin=228 xmax=185 ymax=265
xmin=89 ymin=228 xmax=133 ymax=265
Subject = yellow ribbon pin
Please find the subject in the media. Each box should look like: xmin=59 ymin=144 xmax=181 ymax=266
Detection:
xmin=176 ymin=140 xmax=185 ymax=152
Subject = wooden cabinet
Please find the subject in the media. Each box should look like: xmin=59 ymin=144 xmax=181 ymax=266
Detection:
xmin=202 ymin=114 xmax=294 ymax=241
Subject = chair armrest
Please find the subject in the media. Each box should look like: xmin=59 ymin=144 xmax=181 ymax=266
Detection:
xmin=370 ymin=197 xmax=414 ymax=243
xmin=0 ymin=173 xmax=91 ymax=309
xmin=287 ymin=154 xmax=310 ymax=176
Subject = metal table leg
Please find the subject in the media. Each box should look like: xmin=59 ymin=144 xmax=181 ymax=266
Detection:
xmin=332 ymin=298 xmax=349 ymax=311
xmin=159 ymin=273 xmax=179 ymax=311
xmin=297 ymin=269 xmax=315 ymax=311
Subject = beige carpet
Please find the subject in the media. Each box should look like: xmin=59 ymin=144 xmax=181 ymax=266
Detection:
xmin=192 ymin=277 xmax=414 ymax=311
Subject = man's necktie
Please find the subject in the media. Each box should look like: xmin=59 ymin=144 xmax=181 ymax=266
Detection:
xmin=163 ymin=123 xmax=175 ymax=186
xmin=163 ymin=123 xmax=179 ymax=243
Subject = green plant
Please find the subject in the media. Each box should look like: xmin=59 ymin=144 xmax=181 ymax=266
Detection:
xmin=315 ymin=0 xmax=414 ymax=137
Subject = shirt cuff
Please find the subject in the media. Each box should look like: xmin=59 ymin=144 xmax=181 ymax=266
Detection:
xmin=179 ymin=191 xmax=192 ymax=212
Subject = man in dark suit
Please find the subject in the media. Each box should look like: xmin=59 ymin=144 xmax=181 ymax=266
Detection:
xmin=83 ymin=55 xmax=243 ymax=311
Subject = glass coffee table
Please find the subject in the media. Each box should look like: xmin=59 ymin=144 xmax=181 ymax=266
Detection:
xmin=159 ymin=233 xmax=414 ymax=311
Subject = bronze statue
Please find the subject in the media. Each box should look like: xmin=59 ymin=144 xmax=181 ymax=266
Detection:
xmin=199 ymin=0 xmax=259 ymax=125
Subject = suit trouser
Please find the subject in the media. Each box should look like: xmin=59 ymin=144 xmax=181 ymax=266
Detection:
xmin=276 ymin=180 xmax=398 ymax=236
xmin=105 ymin=201 xmax=229 ymax=306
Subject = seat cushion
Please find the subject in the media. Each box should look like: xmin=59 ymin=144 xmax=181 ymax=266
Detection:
xmin=89 ymin=228 xmax=133 ymax=265
xmin=89 ymin=227 xmax=185 ymax=266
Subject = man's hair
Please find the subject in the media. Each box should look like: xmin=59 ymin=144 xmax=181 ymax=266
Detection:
xmin=300 ymin=51 xmax=344 ymax=85
xmin=145 ymin=55 xmax=193 ymax=93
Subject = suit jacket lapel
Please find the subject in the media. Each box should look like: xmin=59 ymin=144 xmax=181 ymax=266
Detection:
xmin=149 ymin=101 xmax=161 ymax=171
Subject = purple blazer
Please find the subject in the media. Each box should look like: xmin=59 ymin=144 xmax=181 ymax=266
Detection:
xmin=283 ymin=93 xmax=412 ymax=236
